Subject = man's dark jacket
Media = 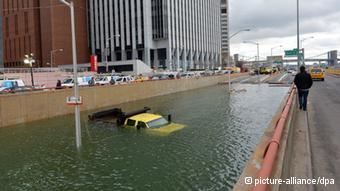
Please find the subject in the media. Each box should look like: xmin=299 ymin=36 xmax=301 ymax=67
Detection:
xmin=294 ymin=72 xmax=313 ymax=90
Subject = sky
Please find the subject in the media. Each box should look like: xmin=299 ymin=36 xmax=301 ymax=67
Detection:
xmin=229 ymin=0 xmax=340 ymax=61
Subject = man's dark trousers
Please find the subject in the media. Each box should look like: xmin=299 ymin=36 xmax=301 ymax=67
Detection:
xmin=298 ymin=89 xmax=309 ymax=110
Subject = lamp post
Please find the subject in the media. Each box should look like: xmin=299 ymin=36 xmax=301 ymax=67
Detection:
xmin=227 ymin=29 xmax=250 ymax=92
xmin=228 ymin=29 xmax=251 ymax=67
xmin=105 ymin=35 xmax=120 ymax=73
xmin=297 ymin=0 xmax=300 ymax=69
xmin=300 ymin=36 xmax=314 ymax=65
xmin=244 ymin=41 xmax=260 ymax=83
xmin=301 ymin=36 xmax=314 ymax=48
xmin=244 ymin=40 xmax=260 ymax=63
xmin=24 ymin=53 xmax=35 ymax=88
xmin=59 ymin=0 xmax=81 ymax=149
xmin=50 ymin=49 xmax=63 ymax=69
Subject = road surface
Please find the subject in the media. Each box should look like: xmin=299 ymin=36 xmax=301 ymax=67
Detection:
xmin=308 ymin=74 xmax=340 ymax=191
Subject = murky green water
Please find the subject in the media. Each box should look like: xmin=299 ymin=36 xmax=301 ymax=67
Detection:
xmin=0 ymin=84 xmax=288 ymax=191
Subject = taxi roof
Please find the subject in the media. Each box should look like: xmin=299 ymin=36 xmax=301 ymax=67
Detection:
xmin=128 ymin=113 xmax=163 ymax=123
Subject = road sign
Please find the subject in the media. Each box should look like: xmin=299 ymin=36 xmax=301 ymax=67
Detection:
xmin=67 ymin=96 xmax=83 ymax=106
xmin=285 ymin=49 xmax=299 ymax=57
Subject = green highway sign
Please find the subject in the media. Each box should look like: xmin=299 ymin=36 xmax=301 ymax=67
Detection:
xmin=285 ymin=49 xmax=299 ymax=57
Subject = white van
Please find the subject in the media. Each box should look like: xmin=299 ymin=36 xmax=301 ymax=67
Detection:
xmin=61 ymin=76 xmax=93 ymax=87
xmin=95 ymin=75 xmax=112 ymax=85
xmin=0 ymin=79 xmax=26 ymax=92
xmin=114 ymin=76 xmax=135 ymax=85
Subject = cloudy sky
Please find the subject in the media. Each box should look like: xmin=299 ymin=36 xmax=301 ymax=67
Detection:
xmin=229 ymin=0 xmax=340 ymax=61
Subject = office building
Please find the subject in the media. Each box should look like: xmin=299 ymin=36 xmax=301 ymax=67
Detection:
xmin=2 ymin=0 xmax=89 ymax=68
xmin=220 ymin=0 xmax=230 ymax=67
xmin=0 ymin=2 xmax=3 ymax=68
xmin=88 ymin=0 xmax=221 ymax=71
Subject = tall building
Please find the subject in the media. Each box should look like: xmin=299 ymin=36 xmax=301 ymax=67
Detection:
xmin=2 ymin=0 xmax=42 ymax=68
xmin=2 ymin=0 xmax=89 ymax=68
xmin=0 ymin=2 xmax=3 ymax=68
xmin=220 ymin=0 xmax=230 ymax=67
xmin=88 ymin=0 xmax=221 ymax=71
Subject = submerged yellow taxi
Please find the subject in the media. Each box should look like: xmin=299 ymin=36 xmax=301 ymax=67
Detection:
xmin=310 ymin=67 xmax=325 ymax=81
xmin=124 ymin=113 xmax=185 ymax=135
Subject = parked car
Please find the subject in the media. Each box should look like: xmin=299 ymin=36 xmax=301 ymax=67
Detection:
xmin=135 ymin=75 xmax=151 ymax=82
xmin=151 ymin=74 xmax=171 ymax=80
xmin=0 ymin=79 xmax=31 ymax=93
xmin=110 ymin=75 xmax=124 ymax=85
xmin=180 ymin=72 xmax=197 ymax=79
xmin=95 ymin=76 xmax=112 ymax=85
xmin=114 ymin=76 xmax=135 ymax=85
xmin=61 ymin=76 xmax=93 ymax=87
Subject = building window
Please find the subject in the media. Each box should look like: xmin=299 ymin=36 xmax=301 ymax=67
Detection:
xmin=221 ymin=8 xmax=227 ymax=14
xmin=6 ymin=17 xmax=9 ymax=37
xmin=15 ymin=15 xmax=18 ymax=35
xmin=24 ymin=12 xmax=29 ymax=32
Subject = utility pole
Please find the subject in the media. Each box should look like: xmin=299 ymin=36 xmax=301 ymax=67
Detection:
xmin=105 ymin=35 xmax=120 ymax=73
xmin=50 ymin=49 xmax=63 ymax=70
xmin=59 ymin=0 xmax=82 ymax=149
xmin=24 ymin=53 xmax=35 ymax=88
xmin=227 ymin=29 xmax=250 ymax=93
xmin=244 ymin=40 xmax=260 ymax=83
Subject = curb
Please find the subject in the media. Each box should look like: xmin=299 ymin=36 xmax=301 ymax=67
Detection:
xmin=306 ymin=104 xmax=315 ymax=191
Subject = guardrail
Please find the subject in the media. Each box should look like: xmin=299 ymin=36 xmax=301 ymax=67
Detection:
xmin=252 ymin=86 xmax=296 ymax=191
xmin=326 ymin=69 xmax=340 ymax=75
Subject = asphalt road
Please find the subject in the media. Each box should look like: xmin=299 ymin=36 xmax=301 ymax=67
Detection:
xmin=308 ymin=74 xmax=340 ymax=191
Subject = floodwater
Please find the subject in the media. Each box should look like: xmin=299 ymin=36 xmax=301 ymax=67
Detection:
xmin=0 ymin=84 xmax=288 ymax=191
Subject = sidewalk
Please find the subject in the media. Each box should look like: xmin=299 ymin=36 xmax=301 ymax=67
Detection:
xmin=289 ymin=94 xmax=339 ymax=191
xmin=287 ymin=107 xmax=314 ymax=191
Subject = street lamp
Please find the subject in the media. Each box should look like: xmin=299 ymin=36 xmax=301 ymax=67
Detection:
xmin=59 ymin=0 xmax=81 ymax=149
xmin=50 ymin=48 xmax=64 ymax=69
xmin=297 ymin=0 xmax=301 ymax=68
xmin=227 ymin=29 xmax=250 ymax=93
xmin=105 ymin=35 xmax=120 ymax=73
xmin=24 ymin=53 xmax=35 ymax=88
xmin=271 ymin=45 xmax=283 ymax=56
xmin=244 ymin=40 xmax=260 ymax=63
xmin=230 ymin=29 xmax=251 ymax=40
xmin=228 ymin=29 xmax=251 ymax=67
xmin=244 ymin=41 xmax=260 ymax=83
xmin=300 ymin=36 xmax=314 ymax=65
xmin=301 ymin=36 xmax=314 ymax=47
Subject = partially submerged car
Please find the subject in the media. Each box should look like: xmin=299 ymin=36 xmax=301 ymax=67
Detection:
xmin=89 ymin=107 xmax=185 ymax=135
xmin=124 ymin=113 xmax=185 ymax=134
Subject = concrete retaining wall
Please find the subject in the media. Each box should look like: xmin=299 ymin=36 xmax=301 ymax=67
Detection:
xmin=0 ymin=73 xmax=245 ymax=128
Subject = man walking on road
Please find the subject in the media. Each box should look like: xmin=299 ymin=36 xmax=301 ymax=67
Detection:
xmin=294 ymin=65 xmax=313 ymax=111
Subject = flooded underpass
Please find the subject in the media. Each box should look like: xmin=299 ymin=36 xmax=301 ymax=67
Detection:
xmin=0 ymin=83 xmax=289 ymax=191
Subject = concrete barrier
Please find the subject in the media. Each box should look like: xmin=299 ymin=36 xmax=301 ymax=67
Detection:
xmin=0 ymin=73 xmax=246 ymax=128
xmin=327 ymin=69 xmax=340 ymax=75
